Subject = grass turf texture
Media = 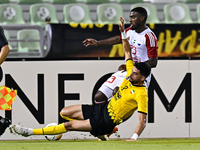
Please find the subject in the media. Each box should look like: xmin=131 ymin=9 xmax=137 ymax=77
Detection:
xmin=0 ymin=138 xmax=200 ymax=150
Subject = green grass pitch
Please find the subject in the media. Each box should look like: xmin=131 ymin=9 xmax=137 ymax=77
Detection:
xmin=0 ymin=138 xmax=200 ymax=150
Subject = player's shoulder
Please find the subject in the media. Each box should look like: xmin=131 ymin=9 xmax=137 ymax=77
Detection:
xmin=135 ymin=86 xmax=147 ymax=94
xmin=146 ymin=28 xmax=156 ymax=35
xmin=143 ymin=28 xmax=157 ymax=40
xmin=142 ymin=27 xmax=153 ymax=34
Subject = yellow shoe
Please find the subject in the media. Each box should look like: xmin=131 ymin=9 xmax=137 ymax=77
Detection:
xmin=97 ymin=126 xmax=118 ymax=141
xmin=107 ymin=126 xmax=118 ymax=138
xmin=97 ymin=135 xmax=109 ymax=141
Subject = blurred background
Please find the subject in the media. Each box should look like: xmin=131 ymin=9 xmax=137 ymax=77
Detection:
xmin=0 ymin=0 xmax=199 ymax=59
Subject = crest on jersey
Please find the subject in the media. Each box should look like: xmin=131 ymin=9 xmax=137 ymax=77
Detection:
xmin=130 ymin=90 xmax=135 ymax=94
xmin=137 ymin=42 xmax=141 ymax=46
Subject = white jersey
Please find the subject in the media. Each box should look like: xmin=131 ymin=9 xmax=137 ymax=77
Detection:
xmin=99 ymin=27 xmax=158 ymax=99
xmin=125 ymin=27 xmax=158 ymax=63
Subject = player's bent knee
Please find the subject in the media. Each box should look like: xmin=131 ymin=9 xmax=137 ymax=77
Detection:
xmin=60 ymin=112 xmax=76 ymax=121
xmin=60 ymin=109 xmax=66 ymax=116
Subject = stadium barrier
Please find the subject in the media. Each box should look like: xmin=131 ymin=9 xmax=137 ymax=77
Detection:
xmin=46 ymin=23 xmax=200 ymax=58
xmin=0 ymin=59 xmax=199 ymax=140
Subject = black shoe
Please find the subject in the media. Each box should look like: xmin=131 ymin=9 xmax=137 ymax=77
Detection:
xmin=0 ymin=117 xmax=11 ymax=136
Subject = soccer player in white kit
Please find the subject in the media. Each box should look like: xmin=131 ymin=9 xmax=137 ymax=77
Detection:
xmin=83 ymin=7 xmax=158 ymax=104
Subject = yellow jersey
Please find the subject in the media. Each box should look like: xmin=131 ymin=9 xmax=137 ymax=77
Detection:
xmin=107 ymin=59 xmax=148 ymax=124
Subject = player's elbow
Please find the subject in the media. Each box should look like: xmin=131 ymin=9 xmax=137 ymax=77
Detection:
xmin=151 ymin=61 xmax=157 ymax=68
xmin=148 ymin=57 xmax=158 ymax=68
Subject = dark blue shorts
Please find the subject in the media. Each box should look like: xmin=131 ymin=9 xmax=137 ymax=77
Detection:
xmin=82 ymin=102 xmax=116 ymax=136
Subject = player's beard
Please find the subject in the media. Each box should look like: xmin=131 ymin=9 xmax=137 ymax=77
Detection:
xmin=130 ymin=80 xmax=139 ymax=85
xmin=129 ymin=77 xmax=140 ymax=85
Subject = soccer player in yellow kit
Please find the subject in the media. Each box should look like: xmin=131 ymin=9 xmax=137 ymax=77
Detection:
xmin=12 ymin=17 xmax=151 ymax=141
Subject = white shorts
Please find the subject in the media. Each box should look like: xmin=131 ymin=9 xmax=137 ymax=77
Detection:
xmin=99 ymin=70 xmax=151 ymax=99
xmin=98 ymin=71 xmax=127 ymax=99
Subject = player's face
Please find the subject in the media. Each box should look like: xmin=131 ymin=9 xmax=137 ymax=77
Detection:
xmin=129 ymin=67 xmax=144 ymax=85
xmin=129 ymin=11 xmax=142 ymax=30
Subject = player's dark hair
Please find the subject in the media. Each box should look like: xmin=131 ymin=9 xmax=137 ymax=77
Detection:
xmin=131 ymin=7 xmax=147 ymax=22
xmin=135 ymin=62 xmax=151 ymax=78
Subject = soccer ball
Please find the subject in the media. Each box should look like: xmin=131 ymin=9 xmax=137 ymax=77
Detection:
xmin=44 ymin=123 xmax=63 ymax=141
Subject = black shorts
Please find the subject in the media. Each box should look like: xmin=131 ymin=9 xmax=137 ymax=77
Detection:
xmin=82 ymin=102 xmax=116 ymax=136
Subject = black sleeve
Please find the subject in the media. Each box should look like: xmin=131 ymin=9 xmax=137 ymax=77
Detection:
xmin=0 ymin=26 xmax=8 ymax=50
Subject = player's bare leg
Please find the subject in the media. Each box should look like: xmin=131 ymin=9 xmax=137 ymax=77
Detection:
xmin=60 ymin=105 xmax=84 ymax=121
xmin=64 ymin=119 xmax=92 ymax=132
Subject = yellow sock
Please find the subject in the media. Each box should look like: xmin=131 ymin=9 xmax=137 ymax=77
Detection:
xmin=60 ymin=113 xmax=76 ymax=121
xmin=33 ymin=123 xmax=67 ymax=135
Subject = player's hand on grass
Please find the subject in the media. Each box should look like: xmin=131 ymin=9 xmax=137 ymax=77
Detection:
xmin=83 ymin=38 xmax=98 ymax=47
xmin=119 ymin=17 xmax=125 ymax=32
xmin=122 ymin=139 xmax=136 ymax=141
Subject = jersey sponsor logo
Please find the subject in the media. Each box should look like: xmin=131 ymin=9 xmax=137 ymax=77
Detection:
xmin=126 ymin=76 xmax=129 ymax=80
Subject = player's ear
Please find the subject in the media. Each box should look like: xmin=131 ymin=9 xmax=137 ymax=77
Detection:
xmin=140 ymin=15 xmax=145 ymax=22
xmin=141 ymin=76 xmax=145 ymax=82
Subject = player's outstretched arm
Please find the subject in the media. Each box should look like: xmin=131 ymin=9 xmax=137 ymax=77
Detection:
xmin=83 ymin=36 xmax=121 ymax=47
xmin=0 ymin=45 xmax=10 ymax=65
xmin=0 ymin=27 xmax=10 ymax=65
xmin=119 ymin=17 xmax=131 ymax=61
xmin=145 ymin=57 xmax=158 ymax=68
xmin=123 ymin=112 xmax=146 ymax=141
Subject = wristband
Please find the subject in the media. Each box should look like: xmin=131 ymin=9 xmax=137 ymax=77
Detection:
xmin=121 ymin=31 xmax=126 ymax=39
xmin=131 ymin=133 xmax=138 ymax=140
